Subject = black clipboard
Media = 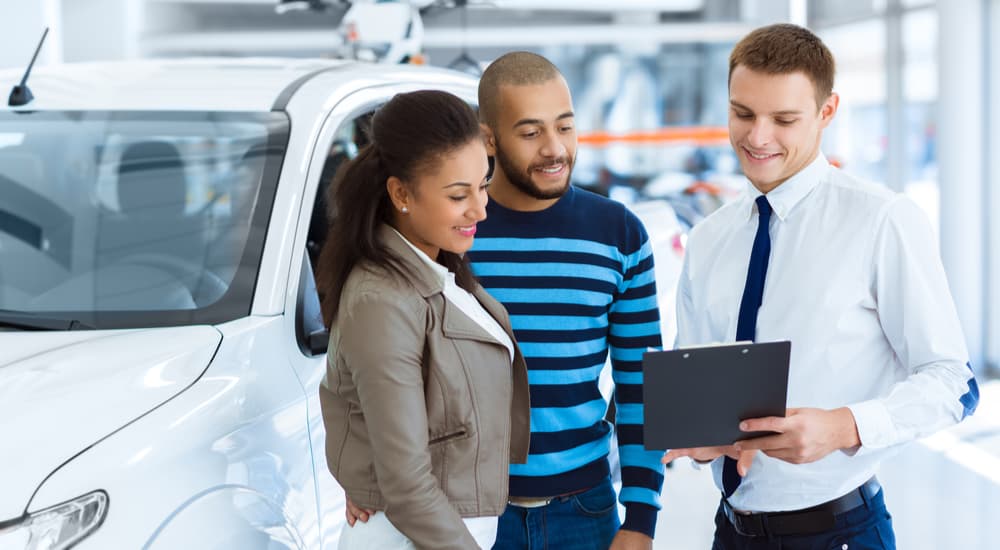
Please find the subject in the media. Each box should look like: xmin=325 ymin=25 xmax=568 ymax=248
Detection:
xmin=642 ymin=340 xmax=791 ymax=450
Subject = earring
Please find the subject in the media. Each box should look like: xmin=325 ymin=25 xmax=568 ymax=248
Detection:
xmin=401 ymin=206 xmax=409 ymax=214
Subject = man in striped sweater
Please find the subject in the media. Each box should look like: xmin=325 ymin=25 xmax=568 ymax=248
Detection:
xmin=472 ymin=52 xmax=665 ymax=550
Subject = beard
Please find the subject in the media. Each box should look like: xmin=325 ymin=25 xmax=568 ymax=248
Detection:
xmin=493 ymin=144 xmax=574 ymax=201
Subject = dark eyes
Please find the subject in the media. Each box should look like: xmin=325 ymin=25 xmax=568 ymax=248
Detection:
xmin=734 ymin=112 xmax=796 ymax=125
xmin=520 ymin=126 xmax=574 ymax=139
xmin=449 ymin=182 xmax=490 ymax=202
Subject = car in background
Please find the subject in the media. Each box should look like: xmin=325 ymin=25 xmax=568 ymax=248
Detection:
xmin=0 ymin=57 xmax=687 ymax=549
xmin=0 ymin=58 xmax=477 ymax=550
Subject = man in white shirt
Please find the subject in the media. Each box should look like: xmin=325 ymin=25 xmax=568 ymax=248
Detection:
xmin=661 ymin=23 xmax=979 ymax=549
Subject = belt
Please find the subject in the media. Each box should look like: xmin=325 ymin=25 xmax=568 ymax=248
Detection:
xmin=508 ymin=487 xmax=589 ymax=509
xmin=722 ymin=477 xmax=881 ymax=537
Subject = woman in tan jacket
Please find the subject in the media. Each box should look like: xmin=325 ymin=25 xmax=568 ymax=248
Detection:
xmin=315 ymin=90 xmax=530 ymax=550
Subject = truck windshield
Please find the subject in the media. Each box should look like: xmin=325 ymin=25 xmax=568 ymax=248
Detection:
xmin=0 ymin=110 xmax=289 ymax=329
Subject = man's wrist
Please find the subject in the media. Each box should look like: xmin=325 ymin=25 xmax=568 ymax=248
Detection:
xmin=835 ymin=406 xmax=861 ymax=449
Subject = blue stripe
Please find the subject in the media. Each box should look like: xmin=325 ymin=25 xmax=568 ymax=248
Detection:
xmin=610 ymin=294 xmax=658 ymax=313
xmin=470 ymin=249 xmax=620 ymax=270
xmin=518 ymin=337 xmax=608 ymax=358
xmin=612 ymin=370 xmax=644 ymax=385
xmin=610 ymin=320 xmax=661 ymax=338
xmin=619 ymin=486 xmax=662 ymax=508
xmin=472 ymin=237 xmax=626 ymax=264
xmin=961 ymin=362 xmax=980 ymax=419
xmin=528 ymin=363 xmax=605 ymax=385
xmin=474 ymin=262 xmax=623 ymax=284
xmin=618 ymin=445 xmax=664 ymax=468
xmin=511 ymin=314 xmax=607 ymax=331
xmin=487 ymin=288 xmax=610 ymax=307
xmin=476 ymin=275 xmax=617 ymax=295
xmin=622 ymin=268 xmax=656 ymax=289
xmin=530 ymin=399 xmax=608 ymax=432
xmin=615 ymin=403 xmax=643 ymax=424
xmin=511 ymin=437 xmax=609 ymax=476
xmin=623 ymin=241 xmax=653 ymax=266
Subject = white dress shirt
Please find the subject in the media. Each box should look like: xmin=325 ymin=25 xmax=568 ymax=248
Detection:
xmin=393 ymin=228 xmax=515 ymax=363
xmin=676 ymin=153 xmax=976 ymax=512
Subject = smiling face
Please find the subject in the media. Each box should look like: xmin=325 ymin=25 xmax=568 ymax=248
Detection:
xmin=388 ymin=138 xmax=491 ymax=260
xmin=728 ymin=65 xmax=839 ymax=193
xmin=484 ymin=77 xmax=577 ymax=211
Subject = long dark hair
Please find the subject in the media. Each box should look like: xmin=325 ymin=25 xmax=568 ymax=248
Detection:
xmin=316 ymin=90 xmax=483 ymax=324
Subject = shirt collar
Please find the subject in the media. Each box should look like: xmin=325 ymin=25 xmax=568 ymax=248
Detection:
xmin=389 ymin=226 xmax=449 ymax=286
xmin=742 ymin=153 xmax=830 ymax=222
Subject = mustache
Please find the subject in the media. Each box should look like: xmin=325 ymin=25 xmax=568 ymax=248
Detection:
xmin=529 ymin=157 xmax=572 ymax=171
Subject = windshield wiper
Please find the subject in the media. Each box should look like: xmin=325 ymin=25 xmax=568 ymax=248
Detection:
xmin=0 ymin=310 xmax=93 ymax=331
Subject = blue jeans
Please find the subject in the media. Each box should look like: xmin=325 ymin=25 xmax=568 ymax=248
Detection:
xmin=492 ymin=476 xmax=620 ymax=550
xmin=711 ymin=489 xmax=896 ymax=550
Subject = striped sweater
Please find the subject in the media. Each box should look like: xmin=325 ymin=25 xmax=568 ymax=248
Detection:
xmin=468 ymin=185 xmax=665 ymax=537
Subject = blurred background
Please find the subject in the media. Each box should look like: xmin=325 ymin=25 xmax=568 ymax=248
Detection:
xmin=2 ymin=0 xmax=997 ymax=548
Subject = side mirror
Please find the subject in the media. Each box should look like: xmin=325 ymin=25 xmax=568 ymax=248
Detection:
xmin=308 ymin=328 xmax=329 ymax=356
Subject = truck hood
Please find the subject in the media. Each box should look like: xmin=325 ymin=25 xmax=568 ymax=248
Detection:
xmin=0 ymin=326 xmax=221 ymax=521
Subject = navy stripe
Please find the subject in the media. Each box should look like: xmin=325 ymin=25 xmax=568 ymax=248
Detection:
xmin=515 ymin=327 xmax=607 ymax=343
xmin=530 ymin=382 xmax=604 ymax=408
xmin=503 ymin=302 xmax=608 ymax=317
xmin=616 ymin=424 xmax=645 ymax=445
xmin=624 ymin=255 xmax=655 ymax=279
xmin=529 ymin=423 xmax=612 ymax=454
xmin=471 ymin=250 xmax=620 ymax=270
xmin=620 ymin=281 xmax=657 ymax=299
xmin=609 ymin=334 xmax=662 ymax=349
xmin=961 ymin=362 xmax=980 ymax=419
xmin=509 ymin=458 xmax=610 ymax=498
xmin=612 ymin=360 xmax=643 ymax=373
xmin=621 ymin=466 xmax=664 ymax=492
xmin=521 ymin=351 xmax=608 ymax=371
xmin=609 ymin=310 xmax=660 ymax=324
xmin=614 ymin=383 xmax=643 ymax=405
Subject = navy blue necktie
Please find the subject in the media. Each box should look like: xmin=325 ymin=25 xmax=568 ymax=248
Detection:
xmin=723 ymin=195 xmax=772 ymax=498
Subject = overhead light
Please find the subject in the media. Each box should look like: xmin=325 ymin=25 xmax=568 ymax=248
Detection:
xmin=274 ymin=0 xmax=336 ymax=14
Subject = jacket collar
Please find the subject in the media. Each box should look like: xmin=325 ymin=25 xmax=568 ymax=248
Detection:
xmin=377 ymin=223 xmax=445 ymax=299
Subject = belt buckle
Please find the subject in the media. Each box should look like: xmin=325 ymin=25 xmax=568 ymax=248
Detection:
xmin=508 ymin=496 xmax=554 ymax=508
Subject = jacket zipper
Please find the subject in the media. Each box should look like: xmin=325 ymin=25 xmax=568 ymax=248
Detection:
xmin=429 ymin=430 xmax=466 ymax=445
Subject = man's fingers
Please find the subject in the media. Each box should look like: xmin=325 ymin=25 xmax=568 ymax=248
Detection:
xmin=734 ymin=433 xmax=787 ymax=451
xmin=736 ymin=449 xmax=756 ymax=476
xmin=740 ymin=416 xmax=788 ymax=434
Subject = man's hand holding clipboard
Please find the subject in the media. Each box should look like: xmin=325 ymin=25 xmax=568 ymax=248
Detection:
xmin=643 ymin=341 xmax=862 ymax=476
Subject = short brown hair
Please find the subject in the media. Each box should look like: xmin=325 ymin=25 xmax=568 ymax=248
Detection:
xmin=729 ymin=24 xmax=835 ymax=109
xmin=478 ymin=51 xmax=562 ymax=129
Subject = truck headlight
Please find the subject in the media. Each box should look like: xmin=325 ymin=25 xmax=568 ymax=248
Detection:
xmin=0 ymin=491 xmax=108 ymax=550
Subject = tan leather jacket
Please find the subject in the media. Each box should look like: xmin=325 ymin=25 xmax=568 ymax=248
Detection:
xmin=319 ymin=225 xmax=530 ymax=550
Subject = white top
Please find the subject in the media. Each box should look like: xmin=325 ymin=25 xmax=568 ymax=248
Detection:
xmin=393 ymin=229 xmax=515 ymax=362
xmin=676 ymin=153 xmax=976 ymax=512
